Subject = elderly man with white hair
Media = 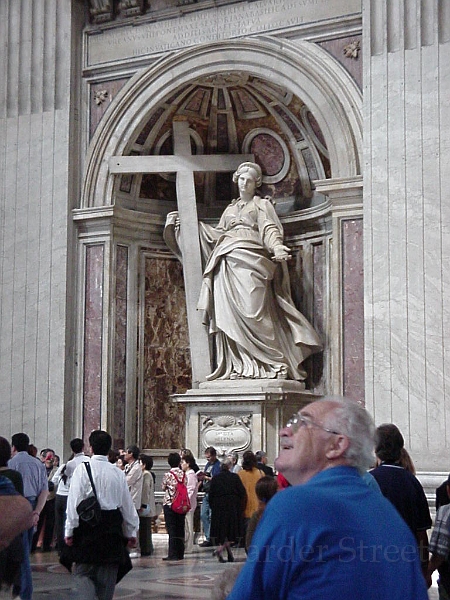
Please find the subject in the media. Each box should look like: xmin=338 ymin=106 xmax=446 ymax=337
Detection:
xmin=227 ymin=397 xmax=428 ymax=600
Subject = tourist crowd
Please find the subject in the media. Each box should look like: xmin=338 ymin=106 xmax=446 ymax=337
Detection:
xmin=1 ymin=396 xmax=449 ymax=600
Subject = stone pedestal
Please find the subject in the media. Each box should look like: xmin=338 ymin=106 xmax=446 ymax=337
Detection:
xmin=172 ymin=380 xmax=322 ymax=465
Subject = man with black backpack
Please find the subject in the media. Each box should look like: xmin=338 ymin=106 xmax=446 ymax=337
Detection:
xmin=63 ymin=430 xmax=139 ymax=600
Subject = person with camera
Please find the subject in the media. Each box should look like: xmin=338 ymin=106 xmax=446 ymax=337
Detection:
xmin=63 ymin=430 xmax=139 ymax=600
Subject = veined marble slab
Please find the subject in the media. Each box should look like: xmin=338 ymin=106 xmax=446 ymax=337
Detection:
xmin=85 ymin=0 xmax=361 ymax=67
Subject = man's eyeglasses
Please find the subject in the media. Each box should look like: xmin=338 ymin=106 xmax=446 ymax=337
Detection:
xmin=285 ymin=414 xmax=341 ymax=436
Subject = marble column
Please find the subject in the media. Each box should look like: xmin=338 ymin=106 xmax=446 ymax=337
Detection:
xmin=74 ymin=207 xmax=142 ymax=447
xmin=0 ymin=0 xmax=84 ymax=451
xmin=363 ymin=0 xmax=450 ymax=481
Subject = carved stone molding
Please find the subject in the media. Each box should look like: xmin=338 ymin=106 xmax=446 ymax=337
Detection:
xmin=93 ymin=90 xmax=109 ymax=105
xmin=119 ymin=0 xmax=146 ymax=18
xmin=343 ymin=40 xmax=361 ymax=59
xmin=88 ymin=0 xmax=201 ymax=23
xmin=200 ymin=413 xmax=252 ymax=456
xmin=88 ymin=0 xmax=115 ymax=24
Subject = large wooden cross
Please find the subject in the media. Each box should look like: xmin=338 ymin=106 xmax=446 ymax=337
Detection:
xmin=109 ymin=120 xmax=253 ymax=385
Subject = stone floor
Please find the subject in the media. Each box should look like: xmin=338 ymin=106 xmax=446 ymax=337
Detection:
xmin=30 ymin=534 xmax=440 ymax=599
xmin=30 ymin=535 xmax=243 ymax=600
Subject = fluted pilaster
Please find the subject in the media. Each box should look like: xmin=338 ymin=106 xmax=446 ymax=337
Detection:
xmin=363 ymin=0 xmax=450 ymax=470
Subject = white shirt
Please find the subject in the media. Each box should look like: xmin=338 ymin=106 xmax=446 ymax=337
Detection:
xmin=52 ymin=463 xmax=70 ymax=496
xmin=125 ymin=459 xmax=143 ymax=510
xmin=53 ymin=454 xmax=90 ymax=496
xmin=140 ymin=470 xmax=156 ymax=517
xmin=65 ymin=452 xmax=89 ymax=479
xmin=65 ymin=455 xmax=139 ymax=538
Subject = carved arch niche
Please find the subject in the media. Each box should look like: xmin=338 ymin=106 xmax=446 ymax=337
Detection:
xmin=75 ymin=38 xmax=363 ymax=447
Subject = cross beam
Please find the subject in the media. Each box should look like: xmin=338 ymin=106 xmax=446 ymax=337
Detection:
xmin=109 ymin=120 xmax=253 ymax=385
xmin=109 ymin=154 xmax=253 ymax=174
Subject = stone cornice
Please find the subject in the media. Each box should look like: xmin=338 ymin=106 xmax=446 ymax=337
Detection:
xmin=314 ymin=176 xmax=363 ymax=211
xmin=73 ymin=204 xmax=166 ymax=241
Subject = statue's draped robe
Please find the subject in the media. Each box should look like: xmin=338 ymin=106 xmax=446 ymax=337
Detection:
xmin=164 ymin=196 xmax=322 ymax=381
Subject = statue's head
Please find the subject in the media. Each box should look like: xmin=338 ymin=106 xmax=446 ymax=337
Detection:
xmin=233 ymin=162 xmax=263 ymax=188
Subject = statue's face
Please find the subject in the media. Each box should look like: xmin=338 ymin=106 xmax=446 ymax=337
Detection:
xmin=238 ymin=170 xmax=257 ymax=195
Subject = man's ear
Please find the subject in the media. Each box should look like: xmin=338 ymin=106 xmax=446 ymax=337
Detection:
xmin=325 ymin=435 xmax=349 ymax=460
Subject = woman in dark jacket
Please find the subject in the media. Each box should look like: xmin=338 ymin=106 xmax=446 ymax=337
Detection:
xmin=209 ymin=457 xmax=246 ymax=563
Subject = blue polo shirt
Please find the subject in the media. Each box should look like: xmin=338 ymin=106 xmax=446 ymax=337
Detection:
xmin=8 ymin=451 xmax=47 ymax=500
xmin=228 ymin=466 xmax=428 ymax=600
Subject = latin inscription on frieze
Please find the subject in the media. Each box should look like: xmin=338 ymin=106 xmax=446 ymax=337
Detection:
xmin=86 ymin=0 xmax=361 ymax=67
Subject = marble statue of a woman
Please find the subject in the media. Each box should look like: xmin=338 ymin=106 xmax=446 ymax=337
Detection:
xmin=164 ymin=162 xmax=322 ymax=381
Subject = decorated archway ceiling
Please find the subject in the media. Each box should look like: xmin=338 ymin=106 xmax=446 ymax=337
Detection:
xmin=118 ymin=72 xmax=330 ymax=217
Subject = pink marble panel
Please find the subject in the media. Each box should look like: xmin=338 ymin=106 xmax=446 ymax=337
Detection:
xmin=342 ymin=218 xmax=365 ymax=403
xmin=83 ymin=245 xmax=104 ymax=442
xmin=218 ymin=89 xmax=226 ymax=110
xmin=113 ymin=245 xmax=128 ymax=449
xmin=90 ymin=78 xmax=130 ymax=140
xmin=136 ymin=106 xmax=166 ymax=145
xmin=251 ymin=133 xmax=284 ymax=177
xmin=319 ymin=36 xmax=362 ymax=91
xmin=185 ymin=88 xmax=207 ymax=113
xmin=311 ymin=241 xmax=325 ymax=390
xmin=141 ymin=256 xmax=191 ymax=449
xmin=287 ymin=243 xmax=325 ymax=392
xmin=217 ymin=114 xmax=229 ymax=152
xmin=235 ymin=89 xmax=260 ymax=113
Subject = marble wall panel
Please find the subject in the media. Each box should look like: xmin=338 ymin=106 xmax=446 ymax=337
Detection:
xmin=363 ymin=0 xmax=450 ymax=470
xmin=141 ymin=255 xmax=190 ymax=449
xmin=288 ymin=240 xmax=325 ymax=392
xmin=0 ymin=0 xmax=77 ymax=452
xmin=311 ymin=241 xmax=325 ymax=391
xmin=113 ymin=245 xmax=128 ymax=449
xmin=1 ymin=0 xmax=74 ymax=117
xmin=90 ymin=77 xmax=130 ymax=139
xmin=83 ymin=245 xmax=104 ymax=443
xmin=319 ymin=36 xmax=362 ymax=90
xmin=85 ymin=0 xmax=361 ymax=66
xmin=342 ymin=218 xmax=364 ymax=403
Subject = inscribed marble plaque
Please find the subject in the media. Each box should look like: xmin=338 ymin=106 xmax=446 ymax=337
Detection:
xmin=86 ymin=0 xmax=361 ymax=67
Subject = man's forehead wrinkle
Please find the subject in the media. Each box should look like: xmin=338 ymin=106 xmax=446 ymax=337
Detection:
xmin=300 ymin=404 xmax=328 ymax=419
